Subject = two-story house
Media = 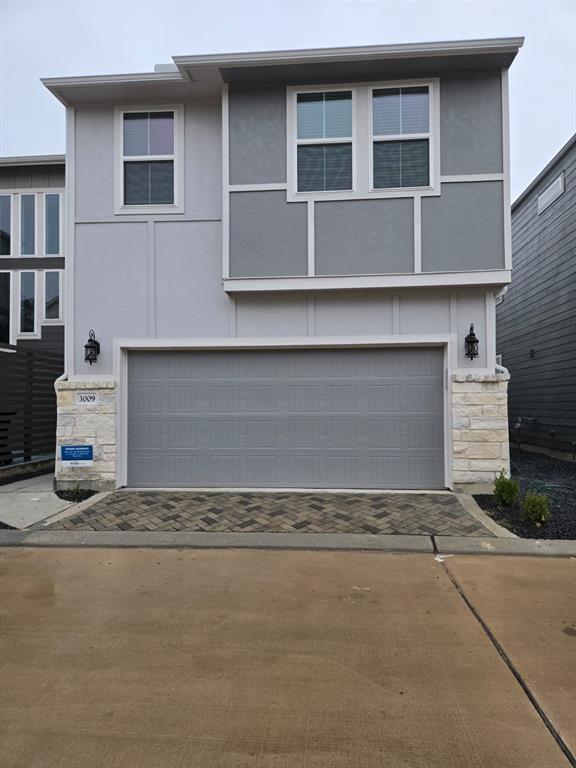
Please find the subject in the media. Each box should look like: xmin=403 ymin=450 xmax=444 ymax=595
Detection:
xmin=44 ymin=37 xmax=522 ymax=493
xmin=0 ymin=155 xmax=65 ymax=473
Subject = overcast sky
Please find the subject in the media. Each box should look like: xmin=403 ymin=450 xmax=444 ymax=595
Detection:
xmin=0 ymin=0 xmax=574 ymax=198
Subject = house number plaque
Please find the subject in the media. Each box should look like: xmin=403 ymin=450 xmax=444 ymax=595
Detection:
xmin=75 ymin=391 xmax=99 ymax=405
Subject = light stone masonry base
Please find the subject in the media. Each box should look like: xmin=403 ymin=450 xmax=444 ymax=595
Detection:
xmin=451 ymin=371 xmax=510 ymax=493
xmin=55 ymin=380 xmax=117 ymax=492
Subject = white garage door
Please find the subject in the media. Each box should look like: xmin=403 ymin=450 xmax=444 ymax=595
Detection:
xmin=127 ymin=348 xmax=445 ymax=489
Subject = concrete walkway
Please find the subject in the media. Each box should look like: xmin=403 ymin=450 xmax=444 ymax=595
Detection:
xmin=0 ymin=474 xmax=73 ymax=529
xmin=0 ymin=547 xmax=573 ymax=767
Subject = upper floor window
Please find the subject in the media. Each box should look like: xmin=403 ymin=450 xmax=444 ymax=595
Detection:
xmin=296 ymin=91 xmax=353 ymax=192
xmin=287 ymin=80 xmax=438 ymax=202
xmin=0 ymin=196 xmax=11 ymax=256
xmin=0 ymin=192 xmax=62 ymax=257
xmin=371 ymin=86 xmax=430 ymax=189
xmin=116 ymin=107 xmax=183 ymax=213
xmin=45 ymin=193 xmax=61 ymax=254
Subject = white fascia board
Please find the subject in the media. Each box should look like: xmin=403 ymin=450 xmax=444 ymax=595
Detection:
xmin=222 ymin=270 xmax=512 ymax=293
xmin=0 ymin=154 xmax=65 ymax=167
xmin=41 ymin=72 xmax=186 ymax=105
xmin=173 ymin=37 xmax=524 ymax=74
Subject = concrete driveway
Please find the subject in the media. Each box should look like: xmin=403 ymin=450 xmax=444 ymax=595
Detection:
xmin=0 ymin=548 xmax=574 ymax=767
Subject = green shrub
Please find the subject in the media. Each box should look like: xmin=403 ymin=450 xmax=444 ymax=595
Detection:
xmin=493 ymin=471 xmax=520 ymax=507
xmin=522 ymin=492 xmax=551 ymax=527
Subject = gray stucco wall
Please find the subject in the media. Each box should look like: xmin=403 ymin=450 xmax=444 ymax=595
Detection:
xmin=315 ymin=199 xmax=414 ymax=275
xmin=421 ymin=182 xmax=505 ymax=272
xmin=440 ymin=73 xmax=502 ymax=175
xmin=229 ymin=191 xmax=307 ymax=277
xmin=0 ymin=164 xmax=65 ymax=189
xmin=75 ymin=98 xmax=221 ymax=222
xmin=229 ymin=84 xmax=287 ymax=185
xmin=228 ymin=72 xmax=503 ymax=185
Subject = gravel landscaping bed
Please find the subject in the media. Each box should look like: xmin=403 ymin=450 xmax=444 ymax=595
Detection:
xmin=475 ymin=447 xmax=576 ymax=539
xmin=55 ymin=489 xmax=97 ymax=503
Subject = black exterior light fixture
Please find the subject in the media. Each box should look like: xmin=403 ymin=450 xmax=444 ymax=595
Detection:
xmin=84 ymin=330 xmax=100 ymax=365
xmin=464 ymin=324 xmax=479 ymax=360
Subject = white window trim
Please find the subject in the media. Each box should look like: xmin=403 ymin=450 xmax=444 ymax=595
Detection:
xmin=368 ymin=84 xmax=434 ymax=193
xmin=0 ymin=270 xmax=15 ymax=346
xmin=42 ymin=269 xmax=64 ymax=325
xmin=291 ymin=86 xmax=356 ymax=196
xmin=0 ymin=189 xmax=64 ymax=258
xmin=286 ymin=79 xmax=440 ymax=202
xmin=17 ymin=270 xmax=40 ymax=338
xmin=114 ymin=105 xmax=184 ymax=215
xmin=19 ymin=192 xmax=39 ymax=257
xmin=44 ymin=192 xmax=63 ymax=256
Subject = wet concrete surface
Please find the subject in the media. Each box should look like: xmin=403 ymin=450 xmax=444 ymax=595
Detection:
xmin=447 ymin=555 xmax=576 ymax=758
xmin=0 ymin=548 xmax=571 ymax=767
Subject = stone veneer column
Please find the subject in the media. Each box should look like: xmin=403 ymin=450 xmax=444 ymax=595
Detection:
xmin=55 ymin=380 xmax=117 ymax=491
xmin=452 ymin=371 xmax=510 ymax=491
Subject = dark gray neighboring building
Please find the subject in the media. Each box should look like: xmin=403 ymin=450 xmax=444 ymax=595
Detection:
xmin=0 ymin=156 xmax=65 ymax=471
xmin=497 ymin=134 xmax=576 ymax=456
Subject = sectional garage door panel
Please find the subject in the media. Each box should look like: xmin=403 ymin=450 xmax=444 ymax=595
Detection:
xmin=127 ymin=348 xmax=445 ymax=489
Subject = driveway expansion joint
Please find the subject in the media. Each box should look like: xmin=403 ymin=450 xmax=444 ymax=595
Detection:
xmin=442 ymin=560 xmax=576 ymax=768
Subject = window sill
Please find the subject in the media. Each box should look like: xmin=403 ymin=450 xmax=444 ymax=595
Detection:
xmin=223 ymin=270 xmax=512 ymax=293
xmin=286 ymin=186 xmax=439 ymax=203
xmin=114 ymin=204 xmax=184 ymax=216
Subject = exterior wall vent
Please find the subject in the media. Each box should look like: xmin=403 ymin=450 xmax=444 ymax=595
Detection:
xmin=537 ymin=172 xmax=565 ymax=214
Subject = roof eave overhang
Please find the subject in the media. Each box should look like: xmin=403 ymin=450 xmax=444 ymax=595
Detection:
xmin=0 ymin=154 xmax=65 ymax=167
xmin=173 ymin=37 xmax=524 ymax=81
xmin=41 ymin=72 xmax=188 ymax=106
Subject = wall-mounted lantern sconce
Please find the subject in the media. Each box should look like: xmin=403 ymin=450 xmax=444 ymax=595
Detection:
xmin=464 ymin=324 xmax=479 ymax=360
xmin=84 ymin=330 xmax=100 ymax=365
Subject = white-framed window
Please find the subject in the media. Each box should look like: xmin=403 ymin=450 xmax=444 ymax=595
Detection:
xmin=44 ymin=193 xmax=61 ymax=255
xmin=0 ymin=191 xmax=63 ymax=257
xmin=0 ymin=195 xmax=12 ymax=256
xmin=0 ymin=270 xmax=12 ymax=345
xmin=370 ymin=85 xmax=431 ymax=190
xmin=115 ymin=106 xmax=184 ymax=214
xmin=287 ymin=79 xmax=439 ymax=202
xmin=43 ymin=270 xmax=62 ymax=322
xmin=295 ymin=89 xmax=354 ymax=193
xmin=18 ymin=271 xmax=37 ymax=335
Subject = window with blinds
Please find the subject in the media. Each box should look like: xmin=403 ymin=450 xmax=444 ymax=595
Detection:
xmin=372 ymin=87 xmax=430 ymax=189
xmin=122 ymin=111 xmax=175 ymax=205
xmin=296 ymin=91 xmax=353 ymax=192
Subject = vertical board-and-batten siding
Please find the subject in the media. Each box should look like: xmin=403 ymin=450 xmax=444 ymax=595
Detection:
xmin=0 ymin=165 xmax=65 ymax=189
xmin=498 ymin=136 xmax=576 ymax=453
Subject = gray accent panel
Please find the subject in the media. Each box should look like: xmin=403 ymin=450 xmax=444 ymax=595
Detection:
xmin=229 ymin=191 xmax=307 ymax=277
xmin=440 ymin=73 xmax=502 ymax=175
xmin=0 ymin=164 xmax=65 ymax=189
xmin=315 ymin=199 xmax=414 ymax=275
xmin=0 ymin=257 xmax=65 ymax=270
xmin=127 ymin=348 xmax=445 ymax=489
xmin=421 ymin=182 xmax=504 ymax=272
xmin=229 ymin=84 xmax=287 ymax=184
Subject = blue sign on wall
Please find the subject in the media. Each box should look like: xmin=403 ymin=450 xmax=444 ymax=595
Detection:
xmin=61 ymin=445 xmax=94 ymax=467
